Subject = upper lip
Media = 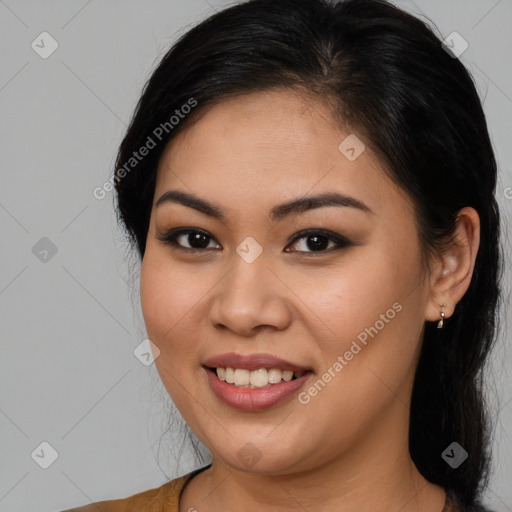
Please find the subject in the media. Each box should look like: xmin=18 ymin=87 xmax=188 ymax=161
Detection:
xmin=203 ymin=352 xmax=311 ymax=372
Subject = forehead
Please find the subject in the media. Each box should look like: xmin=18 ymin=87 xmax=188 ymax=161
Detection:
xmin=154 ymin=89 xmax=411 ymax=220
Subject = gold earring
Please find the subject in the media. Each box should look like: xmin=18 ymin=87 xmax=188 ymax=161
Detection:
xmin=437 ymin=304 xmax=447 ymax=329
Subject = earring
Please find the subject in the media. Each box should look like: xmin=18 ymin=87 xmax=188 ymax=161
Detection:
xmin=437 ymin=304 xmax=447 ymax=329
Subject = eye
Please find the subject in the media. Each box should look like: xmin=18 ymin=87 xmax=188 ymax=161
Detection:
xmin=156 ymin=227 xmax=351 ymax=255
xmin=284 ymin=229 xmax=351 ymax=254
xmin=156 ymin=228 xmax=221 ymax=251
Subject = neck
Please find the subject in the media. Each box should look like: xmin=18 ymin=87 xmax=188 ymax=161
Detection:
xmin=180 ymin=402 xmax=446 ymax=512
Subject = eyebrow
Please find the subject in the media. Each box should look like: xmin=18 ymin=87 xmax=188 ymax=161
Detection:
xmin=155 ymin=189 xmax=374 ymax=222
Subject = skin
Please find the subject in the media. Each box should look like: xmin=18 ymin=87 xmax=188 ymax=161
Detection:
xmin=139 ymin=88 xmax=480 ymax=512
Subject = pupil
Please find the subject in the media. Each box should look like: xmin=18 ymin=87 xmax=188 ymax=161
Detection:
xmin=307 ymin=235 xmax=328 ymax=251
xmin=189 ymin=232 xmax=209 ymax=248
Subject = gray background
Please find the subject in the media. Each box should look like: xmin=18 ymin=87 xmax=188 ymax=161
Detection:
xmin=1 ymin=1 xmax=511 ymax=511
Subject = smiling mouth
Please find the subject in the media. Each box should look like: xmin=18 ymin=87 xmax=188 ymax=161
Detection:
xmin=205 ymin=366 xmax=309 ymax=389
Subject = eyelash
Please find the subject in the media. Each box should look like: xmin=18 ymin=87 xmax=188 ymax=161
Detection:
xmin=155 ymin=228 xmax=351 ymax=256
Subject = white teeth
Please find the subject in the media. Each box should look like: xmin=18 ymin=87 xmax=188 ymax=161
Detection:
xmin=250 ymin=368 xmax=268 ymax=387
xmin=282 ymin=370 xmax=293 ymax=382
xmin=214 ymin=367 xmax=306 ymax=388
xmin=268 ymin=368 xmax=282 ymax=384
xmin=225 ymin=367 xmax=235 ymax=384
xmin=234 ymin=369 xmax=250 ymax=386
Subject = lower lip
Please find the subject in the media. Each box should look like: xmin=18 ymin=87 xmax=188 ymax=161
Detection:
xmin=204 ymin=367 xmax=312 ymax=411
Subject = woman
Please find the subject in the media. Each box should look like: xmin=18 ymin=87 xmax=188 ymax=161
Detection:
xmin=62 ymin=0 xmax=502 ymax=510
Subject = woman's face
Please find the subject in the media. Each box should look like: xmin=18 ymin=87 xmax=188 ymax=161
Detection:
xmin=140 ymin=88 xmax=433 ymax=474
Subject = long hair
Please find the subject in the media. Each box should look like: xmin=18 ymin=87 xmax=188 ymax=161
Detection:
xmin=113 ymin=0 xmax=503 ymax=506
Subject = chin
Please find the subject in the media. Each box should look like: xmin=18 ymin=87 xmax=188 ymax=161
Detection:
xmin=207 ymin=434 xmax=312 ymax=475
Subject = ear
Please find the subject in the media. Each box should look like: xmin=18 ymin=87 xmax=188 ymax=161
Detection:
xmin=425 ymin=207 xmax=480 ymax=323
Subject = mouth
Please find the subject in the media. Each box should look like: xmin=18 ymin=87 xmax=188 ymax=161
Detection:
xmin=201 ymin=353 xmax=314 ymax=411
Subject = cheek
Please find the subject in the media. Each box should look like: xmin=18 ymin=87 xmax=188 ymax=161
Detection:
xmin=140 ymin=251 xmax=207 ymax=342
xmin=301 ymin=242 xmax=423 ymax=383
xmin=294 ymin=248 xmax=406 ymax=342
xmin=140 ymin=252 xmax=206 ymax=405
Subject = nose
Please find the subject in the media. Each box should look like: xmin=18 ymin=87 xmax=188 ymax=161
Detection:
xmin=208 ymin=256 xmax=292 ymax=337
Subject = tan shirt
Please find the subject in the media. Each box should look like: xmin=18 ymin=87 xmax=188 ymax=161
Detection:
xmin=59 ymin=469 xmax=198 ymax=512
xmin=59 ymin=465 xmax=479 ymax=512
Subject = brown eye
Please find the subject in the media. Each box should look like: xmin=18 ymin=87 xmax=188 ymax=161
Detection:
xmin=156 ymin=228 xmax=221 ymax=251
xmin=285 ymin=229 xmax=351 ymax=254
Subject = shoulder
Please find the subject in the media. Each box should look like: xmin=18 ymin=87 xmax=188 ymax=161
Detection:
xmin=57 ymin=468 xmax=203 ymax=512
